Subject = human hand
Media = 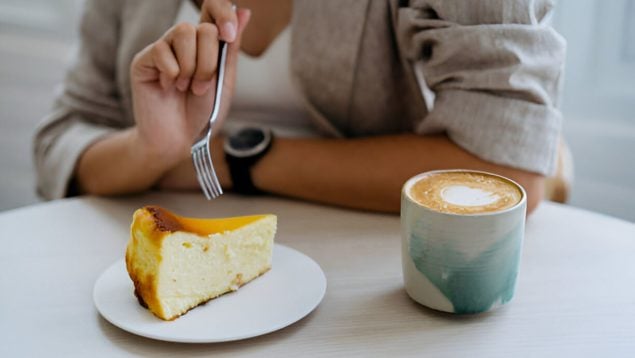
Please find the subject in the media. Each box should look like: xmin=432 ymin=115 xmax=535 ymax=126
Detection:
xmin=130 ymin=6 xmax=251 ymax=167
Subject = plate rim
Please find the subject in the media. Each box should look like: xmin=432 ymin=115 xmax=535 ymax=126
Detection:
xmin=93 ymin=244 xmax=327 ymax=343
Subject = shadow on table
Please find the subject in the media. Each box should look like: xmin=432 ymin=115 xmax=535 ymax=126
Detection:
xmin=353 ymin=284 xmax=502 ymax=323
xmin=399 ymin=288 xmax=501 ymax=322
xmin=325 ymin=286 xmax=510 ymax=353
xmin=335 ymin=285 xmax=504 ymax=340
xmin=97 ymin=305 xmax=320 ymax=354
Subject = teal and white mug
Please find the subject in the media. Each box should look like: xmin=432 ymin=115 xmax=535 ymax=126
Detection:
xmin=401 ymin=170 xmax=527 ymax=314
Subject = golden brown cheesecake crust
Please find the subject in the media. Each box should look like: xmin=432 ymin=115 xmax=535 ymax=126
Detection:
xmin=126 ymin=207 xmax=168 ymax=317
xmin=145 ymin=205 xmax=183 ymax=233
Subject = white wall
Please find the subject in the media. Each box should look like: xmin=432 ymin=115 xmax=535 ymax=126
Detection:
xmin=0 ymin=0 xmax=82 ymax=37
xmin=553 ymin=0 xmax=635 ymax=221
xmin=553 ymin=0 xmax=635 ymax=121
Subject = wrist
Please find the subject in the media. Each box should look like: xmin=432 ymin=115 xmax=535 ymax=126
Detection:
xmin=129 ymin=128 xmax=183 ymax=178
xmin=156 ymin=137 xmax=231 ymax=191
xmin=131 ymin=127 xmax=189 ymax=172
xmin=223 ymin=127 xmax=273 ymax=194
xmin=211 ymin=136 xmax=232 ymax=189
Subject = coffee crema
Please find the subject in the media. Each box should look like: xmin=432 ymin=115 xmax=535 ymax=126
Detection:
xmin=408 ymin=171 xmax=523 ymax=215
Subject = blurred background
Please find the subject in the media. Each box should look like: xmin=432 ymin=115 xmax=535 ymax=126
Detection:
xmin=0 ymin=0 xmax=633 ymax=221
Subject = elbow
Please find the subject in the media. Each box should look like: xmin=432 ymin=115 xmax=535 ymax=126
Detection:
xmin=75 ymin=174 xmax=99 ymax=196
xmin=525 ymin=178 xmax=544 ymax=215
xmin=508 ymin=172 xmax=545 ymax=216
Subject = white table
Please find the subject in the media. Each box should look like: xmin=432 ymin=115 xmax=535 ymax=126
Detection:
xmin=1 ymin=193 xmax=634 ymax=357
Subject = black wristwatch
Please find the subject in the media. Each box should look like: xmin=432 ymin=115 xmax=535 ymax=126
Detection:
xmin=224 ymin=126 xmax=273 ymax=195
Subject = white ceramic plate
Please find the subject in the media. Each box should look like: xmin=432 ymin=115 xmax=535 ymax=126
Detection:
xmin=94 ymin=244 xmax=326 ymax=343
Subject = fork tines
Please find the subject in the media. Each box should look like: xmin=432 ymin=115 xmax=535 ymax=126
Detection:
xmin=192 ymin=141 xmax=223 ymax=199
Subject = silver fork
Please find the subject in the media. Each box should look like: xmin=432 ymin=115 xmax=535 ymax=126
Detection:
xmin=191 ymin=39 xmax=229 ymax=199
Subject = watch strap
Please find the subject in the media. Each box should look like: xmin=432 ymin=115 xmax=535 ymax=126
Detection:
xmin=226 ymin=155 xmax=262 ymax=195
xmin=225 ymin=136 xmax=273 ymax=195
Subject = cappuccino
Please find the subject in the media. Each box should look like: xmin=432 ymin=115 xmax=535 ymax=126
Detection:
xmin=401 ymin=169 xmax=527 ymax=314
xmin=408 ymin=171 xmax=522 ymax=215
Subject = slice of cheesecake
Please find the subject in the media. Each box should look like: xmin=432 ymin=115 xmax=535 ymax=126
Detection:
xmin=125 ymin=206 xmax=276 ymax=321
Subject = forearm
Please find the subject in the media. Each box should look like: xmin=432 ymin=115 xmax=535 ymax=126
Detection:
xmin=160 ymin=133 xmax=543 ymax=214
xmin=252 ymin=134 xmax=544 ymax=213
xmin=76 ymin=128 xmax=175 ymax=195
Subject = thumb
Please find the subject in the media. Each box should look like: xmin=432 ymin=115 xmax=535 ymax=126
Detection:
xmin=221 ymin=8 xmax=250 ymax=94
xmin=228 ymin=8 xmax=251 ymax=60
xmin=208 ymin=8 xmax=250 ymax=128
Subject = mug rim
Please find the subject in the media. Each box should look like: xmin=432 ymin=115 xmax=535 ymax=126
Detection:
xmin=402 ymin=169 xmax=527 ymax=217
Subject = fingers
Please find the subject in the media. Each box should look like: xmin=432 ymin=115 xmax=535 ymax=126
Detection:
xmin=193 ymin=9 xmax=251 ymax=96
xmin=235 ymin=8 xmax=252 ymax=41
xmin=165 ymin=23 xmax=197 ymax=92
xmin=191 ymin=23 xmax=219 ymax=96
xmin=162 ymin=22 xmax=221 ymax=95
xmin=148 ymin=5 xmax=251 ymax=95
xmin=200 ymin=0 xmax=238 ymax=42
xmin=224 ymin=9 xmax=252 ymax=78
xmin=151 ymin=41 xmax=180 ymax=90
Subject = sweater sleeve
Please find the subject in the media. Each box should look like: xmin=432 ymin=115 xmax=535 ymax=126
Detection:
xmin=33 ymin=0 xmax=125 ymax=199
xmin=393 ymin=0 xmax=566 ymax=175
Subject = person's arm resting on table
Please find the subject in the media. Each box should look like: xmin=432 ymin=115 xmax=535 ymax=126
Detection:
xmin=163 ymin=0 xmax=565 ymax=214
xmin=159 ymin=134 xmax=543 ymax=214
xmin=65 ymin=0 xmax=564 ymax=216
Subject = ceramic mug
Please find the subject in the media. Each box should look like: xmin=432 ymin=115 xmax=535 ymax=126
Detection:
xmin=401 ymin=170 xmax=527 ymax=314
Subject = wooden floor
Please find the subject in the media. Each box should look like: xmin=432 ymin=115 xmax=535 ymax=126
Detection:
xmin=0 ymin=20 xmax=633 ymax=222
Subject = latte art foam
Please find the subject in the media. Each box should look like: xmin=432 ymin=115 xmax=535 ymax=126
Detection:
xmin=440 ymin=185 xmax=500 ymax=206
xmin=409 ymin=171 xmax=523 ymax=214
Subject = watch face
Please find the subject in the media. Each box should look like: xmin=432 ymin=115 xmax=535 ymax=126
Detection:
xmin=225 ymin=127 xmax=272 ymax=158
xmin=230 ymin=128 xmax=264 ymax=149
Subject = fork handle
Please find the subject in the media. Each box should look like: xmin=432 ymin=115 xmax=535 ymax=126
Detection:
xmin=208 ymin=40 xmax=229 ymax=126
